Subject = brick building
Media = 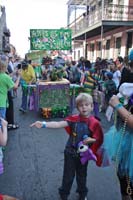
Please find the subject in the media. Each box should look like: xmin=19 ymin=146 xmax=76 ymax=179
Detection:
xmin=67 ymin=0 xmax=133 ymax=62
xmin=0 ymin=5 xmax=10 ymax=54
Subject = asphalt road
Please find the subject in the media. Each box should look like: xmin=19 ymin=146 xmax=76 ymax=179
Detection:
xmin=0 ymin=90 xmax=121 ymax=200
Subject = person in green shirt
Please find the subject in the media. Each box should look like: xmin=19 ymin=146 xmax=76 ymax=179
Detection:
xmin=0 ymin=55 xmax=20 ymax=119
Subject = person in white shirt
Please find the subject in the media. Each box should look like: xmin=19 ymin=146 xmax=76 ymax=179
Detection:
xmin=8 ymin=54 xmax=14 ymax=72
xmin=110 ymin=61 xmax=121 ymax=88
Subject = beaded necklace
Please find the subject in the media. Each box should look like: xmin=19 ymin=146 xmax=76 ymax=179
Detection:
xmin=114 ymin=106 xmax=132 ymax=196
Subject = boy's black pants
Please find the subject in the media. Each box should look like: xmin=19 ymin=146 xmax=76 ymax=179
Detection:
xmin=6 ymin=91 xmax=14 ymax=124
xmin=59 ymin=150 xmax=88 ymax=198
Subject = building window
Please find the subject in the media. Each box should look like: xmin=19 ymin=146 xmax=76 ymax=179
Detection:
xmin=108 ymin=0 xmax=113 ymax=3
xmin=127 ymin=32 xmax=132 ymax=49
xmin=74 ymin=51 xmax=76 ymax=60
xmin=90 ymin=43 xmax=94 ymax=51
xmin=90 ymin=43 xmax=95 ymax=59
xmin=115 ymin=37 xmax=121 ymax=55
xmin=98 ymin=1 xmax=102 ymax=6
xmin=90 ymin=5 xmax=96 ymax=12
xmin=118 ymin=0 xmax=124 ymax=5
xmin=106 ymin=40 xmax=110 ymax=50
xmin=116 ymin=37 xmax=121 ymax=49
xmin=78 ymin=50 xmax=80 ymax=60
xmin=97 ymin=41 xmax=101 ymax=50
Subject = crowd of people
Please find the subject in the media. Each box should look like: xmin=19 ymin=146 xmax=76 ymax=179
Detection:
xmin=0 ymin=55 xmax=20 ymax=200
xmin=0 ymin=50 xmax=133 ymax=200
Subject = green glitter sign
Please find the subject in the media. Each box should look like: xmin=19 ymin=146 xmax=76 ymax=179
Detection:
xmin=30 ymin=29 xmax=72 ymax=50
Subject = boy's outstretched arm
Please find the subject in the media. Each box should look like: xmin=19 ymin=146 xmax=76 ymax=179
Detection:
xmin=30 ymin=120 xmax=68 ymax=129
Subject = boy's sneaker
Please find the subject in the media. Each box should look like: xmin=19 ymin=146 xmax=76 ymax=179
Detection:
xmin=60 ymin=196 xmax=68 ymax=200
xmin=78 ymin=195 xmax=87 ymax=200
xmin=58 ymin=187 xmax=68 ymax=200
xmin=19 ymin=107 xmax=27 ymax=113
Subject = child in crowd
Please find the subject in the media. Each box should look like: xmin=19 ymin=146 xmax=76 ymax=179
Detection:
xmin=0 ymin=56 xmax=20 ymax=200
xmin=0 ymin=55 xmax=20 ymax=119
xmin=0 ymin=117 xmax=8 ymax=175
xmin=103 ymin=71 xmax=116 ymax=107
xmin=0 ymin=118 xmax=19 ymax=200
xmin=30 ymin=93 xmax=103 ymax=200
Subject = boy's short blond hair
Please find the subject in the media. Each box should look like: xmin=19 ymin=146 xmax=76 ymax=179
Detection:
xmin=75 ymin=93 xmax=93 ymax=107
xmin=0 ymin=55 xmax=8 ymax=72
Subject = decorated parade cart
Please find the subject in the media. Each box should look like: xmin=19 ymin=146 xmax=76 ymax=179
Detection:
xmin=26 ymin=28 xmax=79 ymax=118
xmin=37 ymin=79 xmax=70 ymax=118
xmin=25 ymin=81 xmax=83 ymax=118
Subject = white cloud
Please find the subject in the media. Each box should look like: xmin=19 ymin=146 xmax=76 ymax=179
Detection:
xmin=3 ymin=0 xmax=68 ymax=57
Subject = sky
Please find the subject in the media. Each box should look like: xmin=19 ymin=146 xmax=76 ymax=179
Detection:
xmin=2 ymin=0 xmax=68 ymax=58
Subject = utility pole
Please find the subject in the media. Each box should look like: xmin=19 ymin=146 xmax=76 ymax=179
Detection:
xmin=101 ymin=0 xmax=105 ymax=59
xmin=85 ymin=0 xmax=88 ymax=60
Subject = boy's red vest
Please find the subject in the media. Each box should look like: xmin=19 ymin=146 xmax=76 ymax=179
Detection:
xmin=65 ymin=115 xmax=103 ymax=166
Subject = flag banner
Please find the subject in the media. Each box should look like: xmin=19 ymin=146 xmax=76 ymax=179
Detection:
xmin=30 ymin=29 xmax=72 ymax=50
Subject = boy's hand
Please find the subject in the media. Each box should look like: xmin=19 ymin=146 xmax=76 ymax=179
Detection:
xmin=83 ymin=137 xmax=96 ymax=144
xmin=30 ymin=121 xmax=43 ymax=129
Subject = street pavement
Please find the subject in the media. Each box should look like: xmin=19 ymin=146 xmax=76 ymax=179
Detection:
xmin=0 ymin=90 xmax=121 ymax=200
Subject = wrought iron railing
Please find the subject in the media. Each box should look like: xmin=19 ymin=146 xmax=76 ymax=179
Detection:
xmin=69 ymin=4 xmax=133 ymax=36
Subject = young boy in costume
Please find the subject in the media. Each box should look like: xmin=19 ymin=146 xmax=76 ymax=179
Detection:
xmin=30 ymin=93 xmax=103 ymax=200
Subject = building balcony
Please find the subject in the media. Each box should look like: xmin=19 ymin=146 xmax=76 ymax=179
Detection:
xmin=68 ymin=4 xmax=133 ymax=40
